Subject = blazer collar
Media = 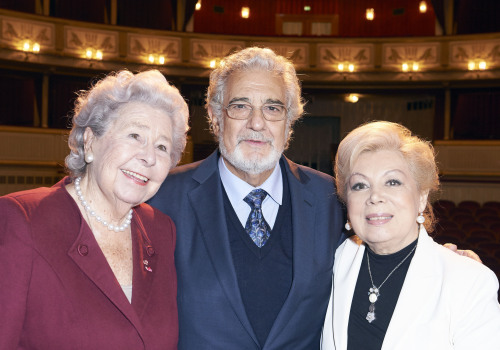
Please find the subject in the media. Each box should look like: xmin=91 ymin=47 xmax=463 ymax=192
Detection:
xmin=130 ymin=209 xmax=158 ymax=319
xmin=333 ymin=238 xmax=365 ymax=350
xmin=332 ymin=227 xmax=438 ymax=350
xmin=188 ymin=151 xmax=259 ymax=346
xmin=67 ymin=205 xmax=157 ymax=345
xmin=382 ymin=227 xmax=438 ymax=349
xmin=265 ymin=156 xmax=317 ymax=347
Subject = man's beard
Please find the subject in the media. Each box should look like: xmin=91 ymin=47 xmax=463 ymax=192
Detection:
xmin=219 ymin=130 xmax=283 ymax=175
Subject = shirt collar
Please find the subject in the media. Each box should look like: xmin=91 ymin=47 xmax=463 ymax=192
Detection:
xmin=218 ymin=156 xmax=283 ymax=206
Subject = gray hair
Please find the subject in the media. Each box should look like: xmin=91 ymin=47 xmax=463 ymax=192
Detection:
xmin=65 ymin=70 xmax=189 ymax=178
xmin=206 ymin=47 xmax=304 ymax=146
xmin=335 ymin=121 xmax=439 ymax=232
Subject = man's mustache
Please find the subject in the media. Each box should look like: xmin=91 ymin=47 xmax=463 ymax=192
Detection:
xmin=236 ymin=131 xmax=273 ymax=144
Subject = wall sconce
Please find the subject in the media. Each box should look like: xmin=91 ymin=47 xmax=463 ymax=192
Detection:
xmin=337 ymin=63 xmax=355 ymax=72
xmin=304 ymin=5 xmax=311 ymax=11
xmin=419 ymin=1 xmax=427 ymax=13
xmin=468 ymin=60 xmax=487 ymax=70
xmin=195 ymin=1 xmax=201 ymax=11
xmin=402 ymin=62 xmax=419 ymax=72
xmin=148 ymin=54 xmax=166 ymax=65
xmin=241 ymin=7 xmax=250 ymax=18
xmin=85 ymin=48 xmax=103 ymax=60
xmin=345 ymin=94 xmax=359 ymax=103
xmin=209 ymin=58 xmax=221 ymax=69
xmin=366 ymin=8 xmax=375 ymax=21
xmin=21 ymin=40 xmax=41 ymax=53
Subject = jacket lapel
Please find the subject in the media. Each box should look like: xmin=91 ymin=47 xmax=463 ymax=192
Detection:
xmin=382 ymin=228 xmax=438 ymax=349
xmin=67 ymin=218 xmax=146 ymax=343
xmin=333 ymin=239 xmax=365 ymax=350
xmin=265 ymin=158 xmax=317 ymax=344
xmin=130 ymin=210 xmax=158 ymax=319
xmin=187 ymin=152 xmax=259 ymax=346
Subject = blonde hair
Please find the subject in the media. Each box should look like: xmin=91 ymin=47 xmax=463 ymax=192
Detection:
xmin=335 ymin=121 xmax=439 ymax=231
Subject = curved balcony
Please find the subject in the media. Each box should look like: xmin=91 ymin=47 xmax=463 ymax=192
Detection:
xmin=0 ymin=8 xmax=499 ymax=202
xmin=1 ymin=8 xmax=499 ymax=86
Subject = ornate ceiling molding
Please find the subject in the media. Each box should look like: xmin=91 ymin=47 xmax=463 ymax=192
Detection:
xmin=0 ymin=15 xmax=55 ymax=50
xmin=449 ymin=38 xmax=500 ymax=69
xmin=317 ymin=43 xmax=374 ymax=70
xmin=189 ymin=38 xmax=244 ymax=65
xmin=382 ymin=42 xmax=440 ymax=69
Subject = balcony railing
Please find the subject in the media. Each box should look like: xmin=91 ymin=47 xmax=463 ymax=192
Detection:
xmin=0 ymin=9 xmax=499 ymax=84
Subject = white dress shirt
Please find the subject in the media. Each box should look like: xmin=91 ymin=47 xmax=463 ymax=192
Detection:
xmin=218 ymin=156 xmax=282 ymax=229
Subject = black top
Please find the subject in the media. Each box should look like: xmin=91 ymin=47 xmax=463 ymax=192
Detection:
xmin=347 ymin=238 xmax=418 ymax=350
xmin=222 ymin=159 xmax=293 ymax=347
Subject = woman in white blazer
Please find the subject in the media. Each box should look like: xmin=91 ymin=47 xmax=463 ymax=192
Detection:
xmin=321 ymin=121 xmax=500 ymax=350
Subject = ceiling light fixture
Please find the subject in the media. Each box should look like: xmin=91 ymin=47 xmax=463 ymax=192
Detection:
xmin=366 ymin=8 xmax=374 ymax=21
xmin=419 ymin=1 xmax=427 ymax=13
xmin=241 ymin=7 xmax=250 ymax=18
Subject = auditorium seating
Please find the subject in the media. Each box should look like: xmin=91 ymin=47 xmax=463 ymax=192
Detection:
xmin=432 ymin=201 xmax=500 ymax=291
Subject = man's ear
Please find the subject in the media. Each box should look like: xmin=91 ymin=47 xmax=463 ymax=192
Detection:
xmin=207 ymin=105 xmax=220 ymax=137
xmin=83 ymin=127 xmax=95 ymax=153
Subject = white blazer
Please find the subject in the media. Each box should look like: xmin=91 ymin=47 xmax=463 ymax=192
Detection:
xmin=321 ymin=226 xmax=500 ymax=350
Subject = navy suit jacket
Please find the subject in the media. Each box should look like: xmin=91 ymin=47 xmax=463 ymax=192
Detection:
xmin=149 ymin=151 xmax=344 ymax=349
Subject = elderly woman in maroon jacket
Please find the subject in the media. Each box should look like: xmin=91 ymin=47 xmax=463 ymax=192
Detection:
xmin=0 ymin=70 xmax=189 ymax=349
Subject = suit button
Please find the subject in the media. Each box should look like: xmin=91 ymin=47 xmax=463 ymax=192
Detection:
xmin=78 ymin=244 xmax=89 ymax=256
xmin=146 ymin=246 xmax=155 ymax=257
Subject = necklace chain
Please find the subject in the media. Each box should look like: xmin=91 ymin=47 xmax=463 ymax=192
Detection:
xmin=365 ymin=242 xmax=417 ymax=323
xmin=74 ymin=177 xmax=133 ymax=232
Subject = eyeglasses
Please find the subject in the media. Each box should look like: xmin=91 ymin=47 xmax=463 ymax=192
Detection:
xmin=224 ymin=103 xmax=287 ymax=121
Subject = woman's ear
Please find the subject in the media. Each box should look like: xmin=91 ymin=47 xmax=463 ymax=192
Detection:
xmin=83 ymin=127 xmax=95 ymax=154
xmin=419 ymin=189 xmax=429 ymax=213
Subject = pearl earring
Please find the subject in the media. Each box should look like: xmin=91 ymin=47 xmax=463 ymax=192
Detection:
xmin=416 ymin=212 xmax=425 ymax=224
xmin=85 ymin=153 xmax=94 ymax=163
xmin=345 ymin=221 xmax=352 ymax=231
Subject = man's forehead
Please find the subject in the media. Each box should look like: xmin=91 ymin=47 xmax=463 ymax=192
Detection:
xmin=224 ymin=70 xmax=286 ymax=101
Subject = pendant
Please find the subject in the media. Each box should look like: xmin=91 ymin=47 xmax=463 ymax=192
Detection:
xmin=366 ymin=303 xmax=376 ymax=323
xmin=368 ymin=287 xmax=379 ymax=303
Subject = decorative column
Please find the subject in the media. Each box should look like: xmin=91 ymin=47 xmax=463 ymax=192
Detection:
xmin=41 ymin=73 xmax=49 ymax=128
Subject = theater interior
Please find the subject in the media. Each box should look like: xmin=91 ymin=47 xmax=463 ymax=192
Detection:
xmin=0 ymin=0 xmax=499 ymax=283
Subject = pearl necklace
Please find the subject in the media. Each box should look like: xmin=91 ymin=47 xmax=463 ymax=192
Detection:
xmin=74 ymin=177 xmax=133 ymax=232
xmin=365 ymin=243 xmax=417 ymax=323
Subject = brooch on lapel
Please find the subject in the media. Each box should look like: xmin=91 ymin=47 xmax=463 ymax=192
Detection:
xmin=143 ymin=259 xmax=152 ymax=272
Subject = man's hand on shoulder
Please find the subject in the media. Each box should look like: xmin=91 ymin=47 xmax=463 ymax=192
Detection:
xmin=443 ymin=243 xmax=482 ymax=263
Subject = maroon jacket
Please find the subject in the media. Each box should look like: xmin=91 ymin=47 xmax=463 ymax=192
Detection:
xmin=0 ymin=178 xmax=178 ymax=349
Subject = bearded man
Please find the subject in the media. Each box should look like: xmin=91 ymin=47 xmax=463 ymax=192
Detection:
xmin=150 ymin=47 xmax=344 ymax=349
